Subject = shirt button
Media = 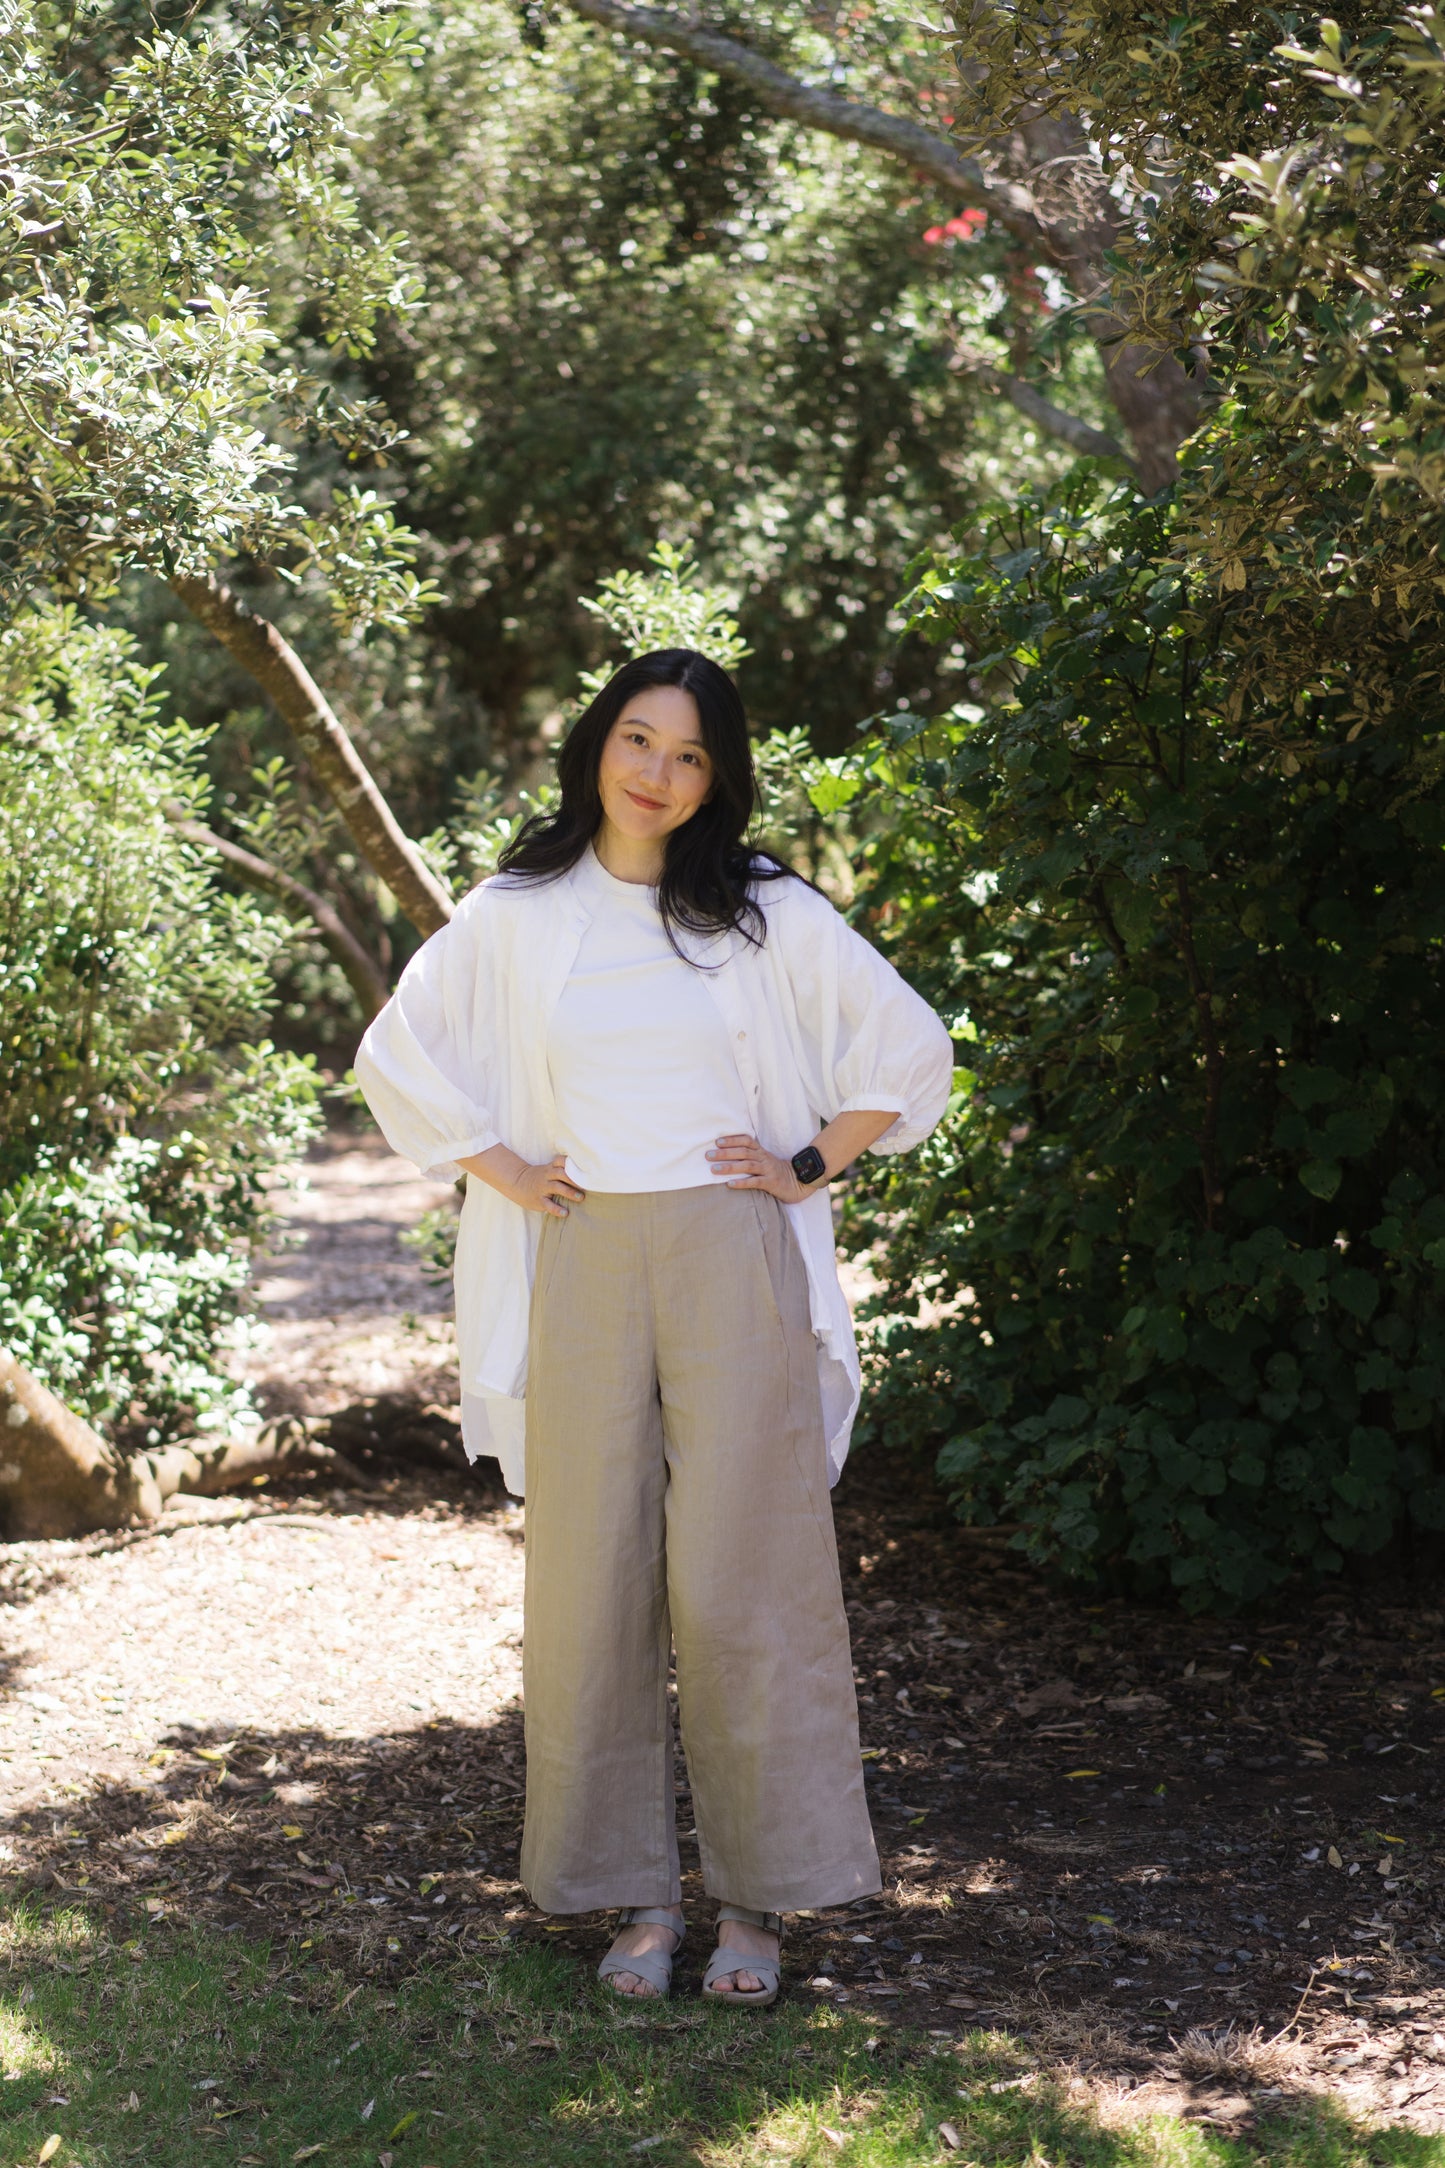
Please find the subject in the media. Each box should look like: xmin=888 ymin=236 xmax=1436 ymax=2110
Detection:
xmin=737 ymin=1030 xmax=747 ymax=1041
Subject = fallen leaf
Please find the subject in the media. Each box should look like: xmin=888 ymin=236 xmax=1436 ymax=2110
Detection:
xmin=124 ymin=2090 xmax=140 ymax=2112
xmin=389 ymin=2112 xmax=419 ymax=2141
xmin=361 ymin=2099 xmax=375 ymax=2121
xmin=38 ymin=2141 xmax=62 ymax=2164
xmin=281 ymin=1826 xmax=304 ymax=1841
xmin=1105 ymin=1693 xmax=1166 ymax=1713
xmin=628 ymin=2141 xmax=666 ymax=2157
xmin=1015 ymin=1680 xmax=1077 ymax=1717
xmin=1327 ymin=1845 xmax=1344 ymax=1869
xmin=292 ymin=2148 xmax=326 ymax=2162
xmin=939 ymin=2121 xmax=963 ymax=2150
xmin=1064 ymin=1769 xmax=1101 ymax=1779
xmin=820 ymin=2128 xmax=846 ymax=2150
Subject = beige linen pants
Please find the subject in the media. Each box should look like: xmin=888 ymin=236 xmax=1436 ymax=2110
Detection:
xmin=518 ymin=1185 xmax=880 ymax=1915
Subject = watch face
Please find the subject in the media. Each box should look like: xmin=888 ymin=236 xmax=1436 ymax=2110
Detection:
xmin=790 ymin=1144 xmax=827 ymax=1186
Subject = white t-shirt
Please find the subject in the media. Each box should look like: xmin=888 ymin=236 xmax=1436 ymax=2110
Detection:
xmin=547 ymin=845 xmax=752 ymax=1192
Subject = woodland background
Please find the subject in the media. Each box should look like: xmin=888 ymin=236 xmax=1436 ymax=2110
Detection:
xmin=5 ymin=0 xmax=1445 ymax=1613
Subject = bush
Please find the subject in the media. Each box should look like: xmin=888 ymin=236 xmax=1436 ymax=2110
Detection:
xmin=846 ymin=480 xmax=1445 ymax=1609
xmin=0 ymin=609 xmax=319 ymax=1446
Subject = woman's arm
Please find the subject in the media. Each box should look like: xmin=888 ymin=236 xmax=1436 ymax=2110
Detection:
xmin=706 ymin=1107 xmax=900 ymax=1204
xmin=457 ymin=1142 xmax=585 ymax=1220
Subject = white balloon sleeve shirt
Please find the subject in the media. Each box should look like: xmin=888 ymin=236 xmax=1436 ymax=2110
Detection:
xmin=354 ymin=848 xmax=955 ymax=1496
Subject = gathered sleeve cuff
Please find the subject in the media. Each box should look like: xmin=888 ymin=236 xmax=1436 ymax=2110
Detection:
xmin=777 ymin=883 xmax=955 ymax=1158
xmin=353 ymin=890 xmax=502 ymax=1182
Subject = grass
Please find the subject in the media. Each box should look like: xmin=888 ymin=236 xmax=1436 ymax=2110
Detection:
xmin=0 ymin=1903 xmax=1441 ymax=2168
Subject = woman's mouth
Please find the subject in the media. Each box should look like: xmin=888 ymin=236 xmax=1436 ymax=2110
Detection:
xmin=625 ymin=789 xmax=667 ymax=812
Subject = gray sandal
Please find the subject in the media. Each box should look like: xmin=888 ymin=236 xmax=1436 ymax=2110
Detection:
xmin=597 ymin=1906 xmax=686 ymax=1999
xmin=701 ymin=1905 xmax=783 ymax=2006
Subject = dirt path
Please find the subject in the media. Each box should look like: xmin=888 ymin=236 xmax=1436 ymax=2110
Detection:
xmin=2 ymin=1130 xmax=1443 ymax=2140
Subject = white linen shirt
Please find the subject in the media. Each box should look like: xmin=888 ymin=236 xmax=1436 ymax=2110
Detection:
xmin=354 ymin=856 xmax=955 ymax=1497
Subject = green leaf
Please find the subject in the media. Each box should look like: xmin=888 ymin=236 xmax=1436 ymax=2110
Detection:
xmin=1299 ymin=1160 xmax=1342 ymax=1201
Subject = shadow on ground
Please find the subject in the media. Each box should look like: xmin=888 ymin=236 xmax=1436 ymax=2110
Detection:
xmin=0 ymin=1435 xmax=1442 ymax=2146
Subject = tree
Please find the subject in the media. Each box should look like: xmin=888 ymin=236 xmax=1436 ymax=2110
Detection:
xmin=836 ymin=10 xmax=1445 ymax=1606
xmin=0 ymin=0 xmax=451 ymax=945
xmin=552 ymin=0 xmax=1203 ymax=488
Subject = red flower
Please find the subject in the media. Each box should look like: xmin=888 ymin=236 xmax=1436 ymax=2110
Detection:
xmin=923 ymin=209 xmax=989 ymax=244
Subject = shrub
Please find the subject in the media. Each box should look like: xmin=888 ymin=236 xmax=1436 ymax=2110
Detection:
xmin=846 ymin=479 xmax=1445 ymax=1608
xmin=0 ymin=609 xmax=319 ymax=1446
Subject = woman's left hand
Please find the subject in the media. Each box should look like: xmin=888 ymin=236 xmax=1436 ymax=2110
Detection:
xmin=707 ymin=1133 xmax=816 ymax=1202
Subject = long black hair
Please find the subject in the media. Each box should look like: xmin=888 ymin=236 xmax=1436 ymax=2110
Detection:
xmin=495 ymin=648 xmax=794 ymax=950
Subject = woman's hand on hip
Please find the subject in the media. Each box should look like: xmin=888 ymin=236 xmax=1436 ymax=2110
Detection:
xmin=707 ymin=1133 xmax=809 ymax=1203
xmin=457 ymin=1143 xmax=585 ymax=1219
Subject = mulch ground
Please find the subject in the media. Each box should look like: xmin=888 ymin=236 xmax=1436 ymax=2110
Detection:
xmin=1 ymin=1434 xmax=1441 ymax=2134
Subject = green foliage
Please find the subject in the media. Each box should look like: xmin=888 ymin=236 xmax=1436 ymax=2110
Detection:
xmin=318 ymin=0 xmax=1101 ymax=758
xmin=946 ymin=4 xmax=1445 ymax=750
xmin=0 ymin=608 xmax=318 ymax=1444
xmin=827 ymin=2 xmax=1445 ymax=1606
xmin=0 ymin=0 xmax=435 ymax=629
xmin=578 ymin=540 xmax=751 ymax=693
xmin=847 ymin=482 xmax=1445 ymax=1609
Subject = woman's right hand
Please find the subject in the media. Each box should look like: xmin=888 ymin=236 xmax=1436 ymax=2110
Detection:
xmin=457 ymin=1144 xmax=585 ymax=1218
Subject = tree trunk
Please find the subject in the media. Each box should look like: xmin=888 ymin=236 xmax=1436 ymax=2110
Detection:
xmin=0 ymin=1353 xmax=359 ymax=1541
xmin=169 ymin=572 xmax=454 ymax=943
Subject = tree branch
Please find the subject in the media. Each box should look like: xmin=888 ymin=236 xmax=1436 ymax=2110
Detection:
xmin=560 ymin=0 xmax=1203 ymax=488
xmin=972 ymin=362 xmax=1133 ymax=467
xmin=561 ymin=0 xmax=1048 ymax=249
xmin=168 ymin=813 xmax=391 ymax=1020
xmin=169 ymin=572 xmax=454 ymax=941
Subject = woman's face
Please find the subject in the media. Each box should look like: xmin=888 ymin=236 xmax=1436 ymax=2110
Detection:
xmin=596 ymin=685 xmax=714 ymax=846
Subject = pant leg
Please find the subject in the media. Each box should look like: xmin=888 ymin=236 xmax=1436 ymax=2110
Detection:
xmin=519 ymin=1194 xmax=680 ymax=1912
xmin=652 ymin=1186 xmax=881 ymax=1913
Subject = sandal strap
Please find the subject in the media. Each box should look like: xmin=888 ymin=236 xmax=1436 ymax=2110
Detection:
xmin=598 ymin=1944 xmax=675 ymax=1995
xmin=598 ymin=1908 xmax=685 ymax=1997
xmin=715 ymin=1904 xmax=782 ymax=1934
xmin=702 ymin=1943 xmax=782 ymax=1994
xmin=617 ymin=1906 xmax=687 ymax=1938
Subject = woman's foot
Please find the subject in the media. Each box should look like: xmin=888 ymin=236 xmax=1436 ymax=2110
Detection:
xmin=706 ymin=1914 xmax=780 ymax=1999
xmin=602 ymin=1906 xmax=685 ymax=1998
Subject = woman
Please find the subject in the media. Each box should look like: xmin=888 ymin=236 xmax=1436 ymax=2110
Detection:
xmin=356 ymin=649 xmax=952 ymax=2004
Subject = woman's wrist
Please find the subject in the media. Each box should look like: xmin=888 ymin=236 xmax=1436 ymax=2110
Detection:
xmin=458 ymin=1141 xmax=527 ymax=1189
xmin=459 ymin=1142 xmax=585 ymax=1218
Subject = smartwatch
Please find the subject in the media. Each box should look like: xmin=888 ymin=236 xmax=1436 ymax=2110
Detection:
xmin=790 ymin=1143 xmax=828 ymax=1188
